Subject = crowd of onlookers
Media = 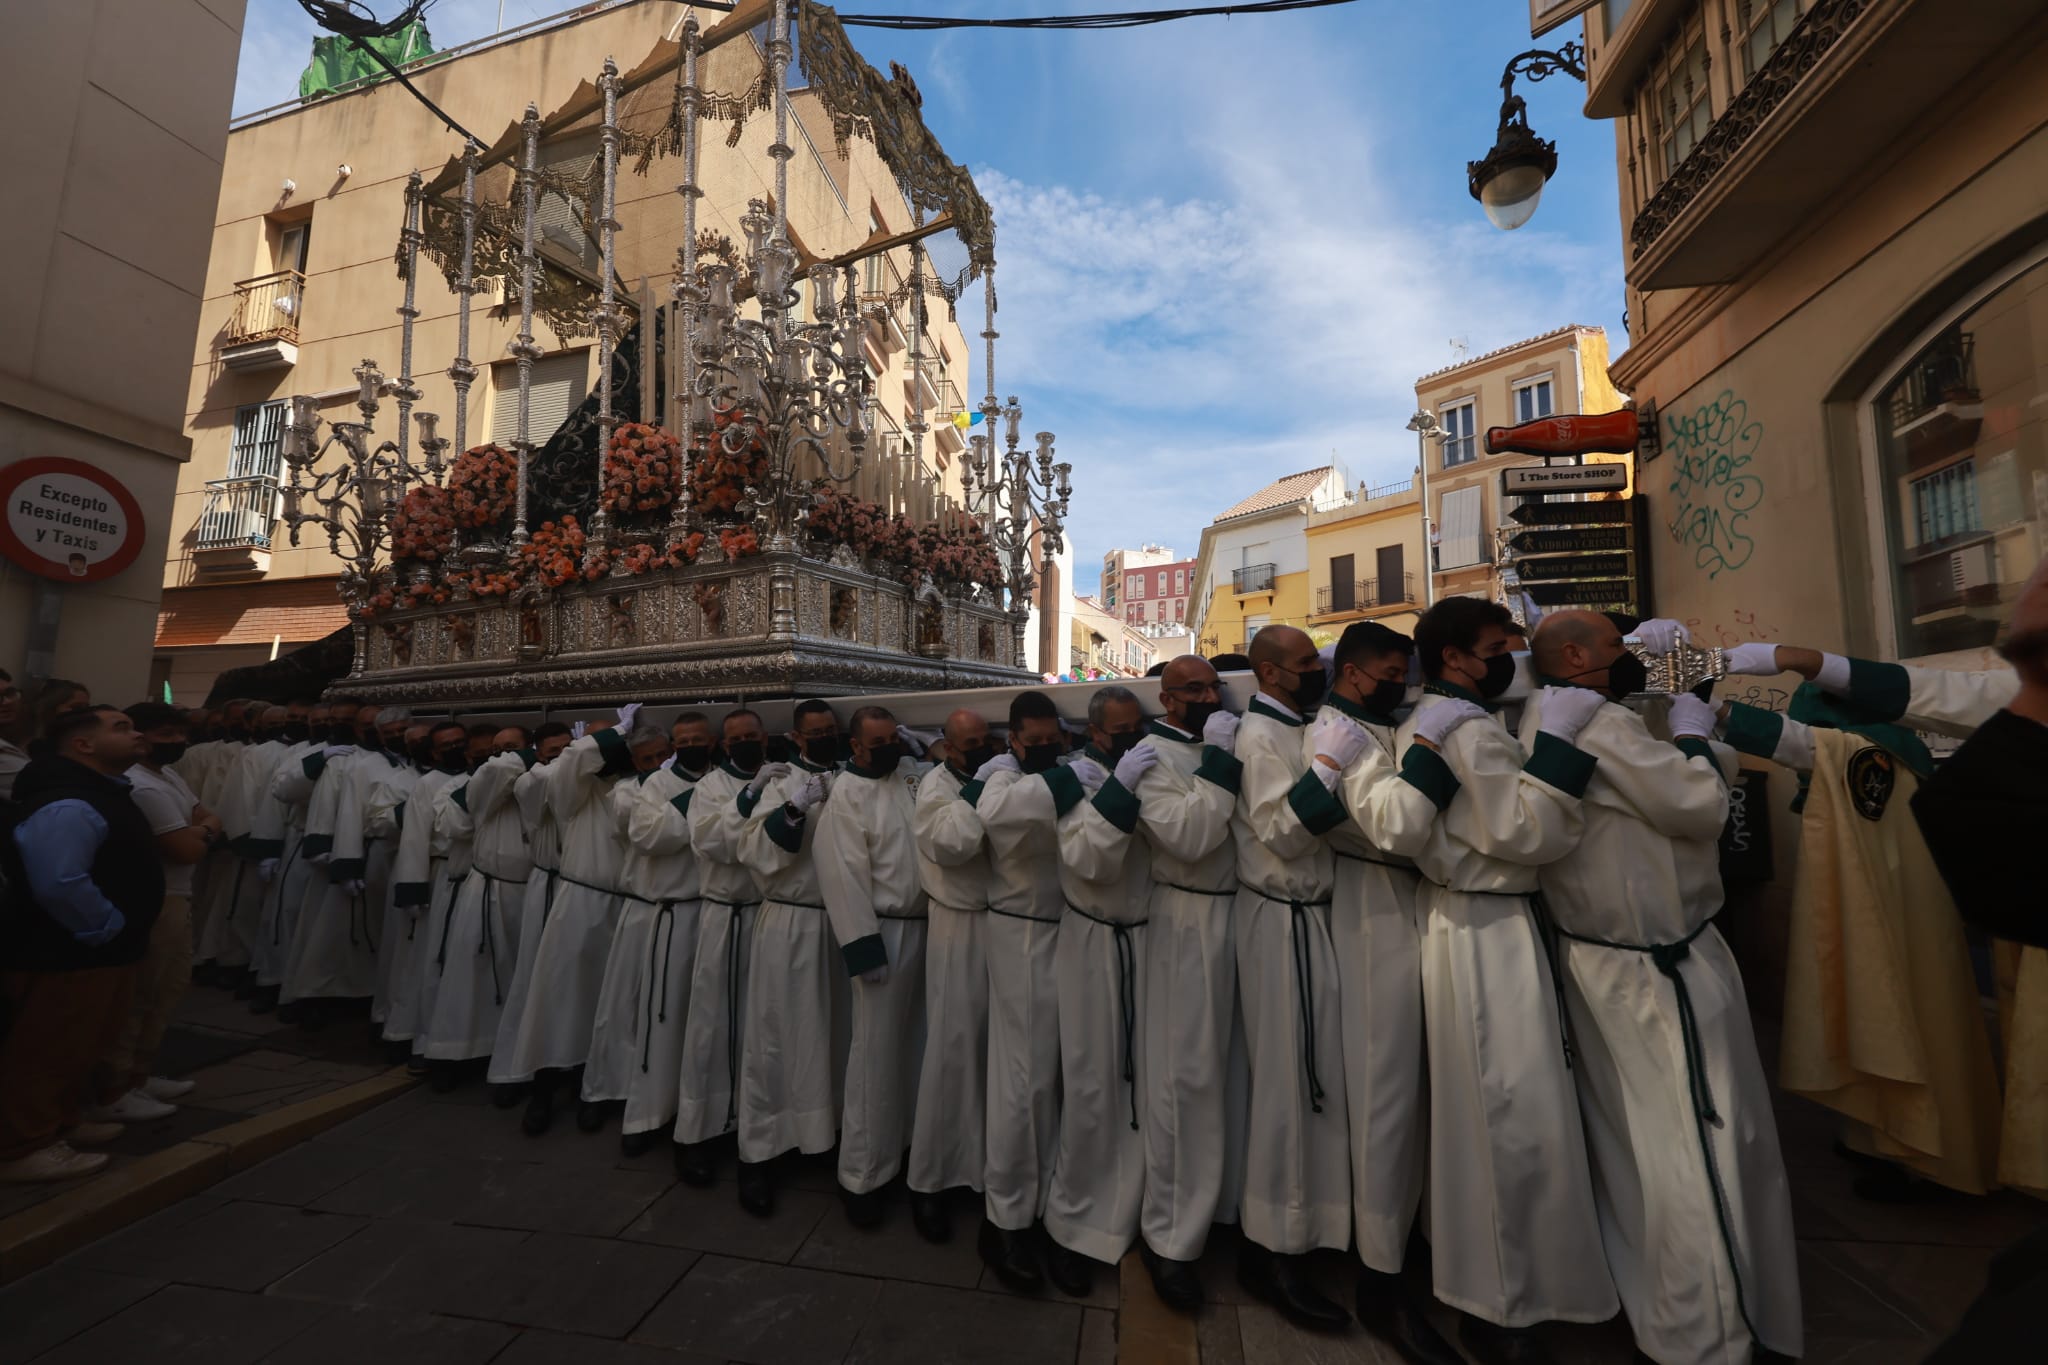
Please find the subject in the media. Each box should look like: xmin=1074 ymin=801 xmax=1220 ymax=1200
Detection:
xmin=0 ymin=673 xmax=212 ymax=1183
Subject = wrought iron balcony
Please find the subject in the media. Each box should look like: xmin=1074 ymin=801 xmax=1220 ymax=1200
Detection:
xmin=1232 ymin=563 xmax=1277 ymax=594
xmin=1887 ymin=331 xmax=1978 ymax=430
xmin=192 ymin=475 xmax=280 ymax=575
xmin=1313 ymin=572 xmax=1416 ymax=616
xmin=222 ymin=270 xmax=305 ymax=370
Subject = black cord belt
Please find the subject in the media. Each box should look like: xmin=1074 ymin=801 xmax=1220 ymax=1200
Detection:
xmin=1245 ymin=889 xmax=1334 ymax=1115
xmin=226 ymin=861 xmax=247 ymax=924
xmin=557 ymin=872 xmax=628 ymax=898
xmin=875 ymin=910 xmax=928 ymax=920
xmin=987 ymin=905 xmax=1062 ymax=924
xmin=348 ymin=882 xmax=378 ymax=954
xmin=1066 ymin=903 xmax=1150 ymax=1132
xmin=274 ymin=835 xmax=305 ymax=945
xmin=477 ymin=875 xmax=502 ymax=1006
xmin=928 ymin=902 xmax=990 ymax=915
xmin=763 ymin=898 xmax=827 ymax=911
xmin=1333 ymin=851 xmax=1414 ymax=872
xmin=642 ymin=898 xmax=683 ymax=1073
xmin=1550 ymin=916 xmax=1759 ymax=1345
xmin=704 ymin=899 xmax=760 ymax=1126
xmin=1156 ymin=880 xmax=1235 ymax=897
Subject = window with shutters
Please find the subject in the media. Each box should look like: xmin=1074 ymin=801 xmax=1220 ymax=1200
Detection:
xmin=1643 ymin=14 xmax=1713 ymax=188
xmin=1440 ymin=399 xmax=1477 ymax=467
xmin=1438 ymin=485 xmax=1485 ymax=568
xmin=228 ymin=401 xmax=288 ymax=480
xmin=1513 ymin=375 xmax=1554 ymax=423
xmin=535 ymin=135 xmax=601 ymax=276
xmin=489 ymin=350 xmax=589 ymax=447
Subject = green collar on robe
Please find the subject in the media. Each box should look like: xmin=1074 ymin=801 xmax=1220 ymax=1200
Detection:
xmin=1786 ymin=681 xmax=1934 ymax=813
xmin=1423 ymin=679 xmax=1496 ymax=712
xmin=1323 ymin=690 xmax=1400 ymax=728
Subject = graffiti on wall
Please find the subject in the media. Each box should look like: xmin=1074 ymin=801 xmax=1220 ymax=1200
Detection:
xmin=1665 ymin=390 xmax=1765 ymax=578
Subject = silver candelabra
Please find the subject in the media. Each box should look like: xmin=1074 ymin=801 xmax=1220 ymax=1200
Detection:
xmin=962 ymin=395 xmax=1070 ymax=671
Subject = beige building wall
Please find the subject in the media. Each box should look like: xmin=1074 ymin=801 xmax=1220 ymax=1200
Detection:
xmin=1304 ymin=474 xmax=1426 ymax=640
xmin=0 ymin=0 xmax=246 ymax=702
xmin=162 ymin=1 xmax=972 ymax=696
xmin=1414 ymin=325 xmax=1628 ymax=602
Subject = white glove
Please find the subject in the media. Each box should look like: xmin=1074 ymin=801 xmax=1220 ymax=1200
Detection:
xmin=745 ymin=762 xmax=791 ymax=798
xmin=571 ymin=720 xmax=589 ymax=740
xmin=974 ymin=753 xmax=1021 ymax=781
xmin=1536 ymin=685 xmax=1607 ymax=743
xmin=1413 ymin=698 xmax=1489 ymax=749
xmin=342 ymin=878 xmax=366 ymax=895
xmin=309 ymin=851 xmax=332 ymax=866
xmin=1310 ymin=712 xmax=1369 ymax=770
xmin=1632 ymin=618 xmax=1693 ymax=654
xmin=895 ymin=724 xmax=935 ymax=756
xmin=258 ymin=858 xmax=279 ymax=883
xmin=861 ymin=963 xmax=890 ymax=986
xmin=1113 ymin=744 xmax=1158 ymax=789
xmin=787 ymin=771 xmax=828 ymax=814
xmin=1517 ymin=592 xmax=1546 ymax=630
xmin=1720 ymin=643 xmax=1781 ymax=676
xmin=1667 ymin=693 xmax=1718 ymax=741
xmin=1066 ymin=756 xmax=1108 ymax=788
xmin=1201 ymin=710 xmax=1240 ymax=753
xmin=615 ymin=702 xmax=641 ymax=731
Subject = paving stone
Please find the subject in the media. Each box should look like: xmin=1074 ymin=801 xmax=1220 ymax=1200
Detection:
xmin=31 ymin=1283 xmax=332 ymax=1365
xmin=843 ymin=1279 xmax=1082 ymax=1365
xmin=624 ymin=1178 xmax=834 ymax=1263
xmin=1194 ymin=1304 xmax=1246 ymax=1365
xmin=77 ymin=1199 xmax=368 ymax=1291
xmin=213 ymin=1140 xmax=394 ymax=1206
xmin=252 ymin=1305 xmax=517 ymax=1364
xmin=492 ymin=1328 xmax=726 ymax=1365
xmin=1789 ymin=1160 xmax=2046 ymax=1248
xmin=432 ymin=1231 xmax=698 ymax=1337
xmin=0 ymin=1265 xmax=162 ymax=1365
xmin=1078 ymin=1306 xmax=1117 ymax=1365
xmin=1821 ymin=1238 xmax=1996 ymax=1337
xmin=795 ymin=1194 xmax=986 ymax=1288
xmin=452 ymin=1159 xmax=673 ymax=1237
xmin=1234 ymin=1302 xmax=1402 ymax=1364
xmin=309 ymin=1153 xmax=513 ymax=1221
xmin=635 ymin=1254 xmax=879 ymax=1363
xmin=184 ymin=1060 xmax=338 ymax=1115
xmin=96 ymin=1102 xmax=244 ymax=1155
xmin=1795 ymin=1242 xmax=1940 ymax=1345
xmin=267 ymin=1218 xmax=529 ymax=1312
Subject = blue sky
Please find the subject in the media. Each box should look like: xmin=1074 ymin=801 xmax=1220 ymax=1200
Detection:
xmin=233 ymin=1 xmax=1624 ymax=595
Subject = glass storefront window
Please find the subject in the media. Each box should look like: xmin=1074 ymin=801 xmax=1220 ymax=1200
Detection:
xmin=1873 ymin=256 xmax=2048 ymax=657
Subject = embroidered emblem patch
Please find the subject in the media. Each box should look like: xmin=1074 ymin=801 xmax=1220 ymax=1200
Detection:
xmin=1846 ymin=746 xmax=1894 ymax=822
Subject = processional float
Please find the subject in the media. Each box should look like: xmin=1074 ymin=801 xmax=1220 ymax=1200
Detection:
xmin=280 ymin=2 xmax=1064 ymax=707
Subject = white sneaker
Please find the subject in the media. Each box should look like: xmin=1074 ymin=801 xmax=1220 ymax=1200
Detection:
xmin=64 ymin=1122 xmax=126 ymax=1147
xmin=142 ymin=1076 xmax=197 ymax=1101
xmin=89 ymin=1090 xmax=177 ymax=1122
xmin=0 ymin=1142 xmax=109 ymax=1183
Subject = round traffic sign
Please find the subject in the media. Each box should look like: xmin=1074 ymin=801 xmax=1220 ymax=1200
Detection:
xmin=0 ymin=456 xmax=148 ymax=584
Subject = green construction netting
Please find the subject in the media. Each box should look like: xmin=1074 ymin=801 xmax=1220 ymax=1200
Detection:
xmin=297 ymin=21 xmax=436 ymax=101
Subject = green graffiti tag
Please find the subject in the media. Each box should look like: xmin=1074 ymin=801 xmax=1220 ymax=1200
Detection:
xmin=1665 ymin=390 xmax=1764 ymax=578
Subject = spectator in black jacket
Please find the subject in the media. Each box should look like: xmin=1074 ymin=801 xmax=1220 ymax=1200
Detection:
xmin=0 ymin=705 xmax=160 ymax=1184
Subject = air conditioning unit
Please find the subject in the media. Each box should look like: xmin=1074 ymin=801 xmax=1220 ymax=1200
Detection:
xmin=1948 ymin=543 xmax=1994 ymax=592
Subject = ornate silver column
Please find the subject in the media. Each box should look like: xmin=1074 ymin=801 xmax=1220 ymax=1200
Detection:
xmin=668 ymin=12 xmax=704 ymax=540
xmin=392 ymin=171 xmax=425 ymax=471
xmin=585 ymin=56 xmax=625 ymax=567
xmin=447 ymin=137 xmax=482 ymax=469
xmin=510 ymin=103 xmax=543 ymax=545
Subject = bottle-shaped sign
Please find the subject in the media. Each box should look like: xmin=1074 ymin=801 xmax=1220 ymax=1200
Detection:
xmin=1484 ymin=407 xmax=1642 ymax=457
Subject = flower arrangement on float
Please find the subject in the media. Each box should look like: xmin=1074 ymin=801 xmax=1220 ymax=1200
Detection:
xmin=445 ymin=443 xmax=519 ymax=530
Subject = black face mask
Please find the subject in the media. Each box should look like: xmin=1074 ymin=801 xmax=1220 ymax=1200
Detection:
xmin=1020 ymin=741 xmax=1064 ymax=774
xmin=359 ymin=730 xmax=384 ymax=751
xmin=1283 ymin=665 xmax=1327 ymax=715
xmin=1362 ymin=676 xmax=1409 ymax=718
xmin=802 ymin=735 xmax=839 ymax=766
xmin=726 ymin=739 xmax=765 ymax=773
xmin=325 ymin=722 xmax=353 ymax=744
xmin=864 ymin=742 xmax=905 ymax=772
xmin=227 ymin=724 xmax=250 ymax=741
xmin=1578 ymin=650 xmax=1646 ymax=702
xmin=150 ymin=741 xmax=188 ymax=767
xmin=673 ymin=745 xmax=714 ymax=774
xmin=953 ymin=741 xmax=998 ymax=776
xmin=1104 ymin=730 xmax=1143 ymax=759
xmin=1474 ymin=653 xmax=1518 ymax=701
xmin=283 ymin=723 xmax=310 ymax=744
xmin=431 ymin=750 xmax=464 ymax=774
xmin=1179 ymin=699 xmax=1223 ymax=734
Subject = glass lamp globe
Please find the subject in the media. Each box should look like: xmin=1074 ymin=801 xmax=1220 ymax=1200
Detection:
xmin=1479 ymin=162 xmax=1549 ymax=231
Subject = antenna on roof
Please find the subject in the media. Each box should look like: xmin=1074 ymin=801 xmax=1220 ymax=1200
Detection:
xmin=1448 ymin=336 xmax=1469 ymax=364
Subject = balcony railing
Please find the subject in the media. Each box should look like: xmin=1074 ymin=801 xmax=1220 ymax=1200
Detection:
xmin=1232 ymin=563 xmax=1276 ymax=594
xmin=225 ymin=270 xmax=305 ymax=348
xmin=195 ymin=475 xmax=280 ymax=552
xmin=1314 ymin=572 xmax=1416 ymax=615
xmin=1887 ymin=331 xmax=1978 ymax=430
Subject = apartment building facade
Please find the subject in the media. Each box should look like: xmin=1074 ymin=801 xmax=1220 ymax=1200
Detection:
xmin=1305 ymin=473 xmax=1427 ymax=638
xmin=1188 ymin=466 xmax=1348 ymax=656
xmin=154 ymin=0 xmax=974 ymax=701
xmin=1112 ymin=554 xmax=1195 ymax=632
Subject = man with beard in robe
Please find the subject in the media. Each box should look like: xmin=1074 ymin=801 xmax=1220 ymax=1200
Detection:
xmin=583 ymin=714 xmax=712 ymax=1154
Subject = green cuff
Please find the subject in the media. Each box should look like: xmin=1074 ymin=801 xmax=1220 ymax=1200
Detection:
xmin=841 ymin=933 xmax=887 ymax=977
xmin=516 ymin=748 xmax=538 ymax=769
xmin=669 ymin=789 xmax=695 ymax=817
xmin=1091 ymin=776 xmax=1140 ymax=834
xmin=1675 ymin=736 xmax=1717 ymax=766
xmin=329 ymin=857 xmax=366 ymax=882
xmin=736 ymin=785 xmax=762 ymax=819
xmin=301 ymin=833 xmax=333 ymax=859
xmin=1523 ymin=731 xmax=1598 ymax=799
xmin=959 ymin=778 xmax=986 ymax=808
xmin=302 ymin=752 xmax=327 ymax=780
xmin=593 ymin=726 xmax=630 ymax=771
xmin=1845 ymin=657 xmax=1911 ymax=721
xmin=1723 ymin=702 xmax=1785 ymax=760
xmin=393 ymin=881 xmax=431 ymax=908
xmin=243 ymin=837 xmax=284 ymax=859
xmin=1196 ymin=745 xmax=1243 ymax=795
xmin=451 ymin=784 xmax=469 ymax=812
xmin=1042 ymin=765 xmax=1084 ymax=818
xmin=764 ymin=806 xmax=803 ymax=853
xmin=1398 ymin=745 xmax=1460 ymax=812
xmin=1286 ymin=766 xmax=1347 ymax=836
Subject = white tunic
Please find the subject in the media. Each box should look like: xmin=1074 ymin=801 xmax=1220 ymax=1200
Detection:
xmin=1131 ymin=722 xmax=1243 ymax=1263
xmin=582 ymin=761 xmax=703 ymax=1136
xmin=363 ymin=762 xmax=427 ymax=1024
xmin=199 ymin=739 xmax=288 ymax=968
xmin=673 ymin=762 xmax=764 ymax=1144
xmin=1397 ymin=688 xmax=1616 ymax=1328
xmin=418 ymin=760 xmax=526 ymax=1062
xmin=493 ymin=732 xmax=630 ymax=1079
xmin=1322 ymin=696 xmax=1440 ymax=1274
xmin=814 ymin=757 xmax=930 ymax=1196
xmin=1230 ymin=698 xmax=1350 ymax=1256
xmin=283 ymin=749 xmax=396 ymax=1002
xmin=1048 ymin=747 xmax=1152 ymax=1265
xmin=251 ymin=740 xmax=321 ymax=988
xmin=488 ymin=759 xmax=567 ymax=1085
xmin=381 ymin=767 xmax=461 ymax=1042
xmin=734 ymin=757 xmax=844 ymax=1163
xmin=975 ymin=762 xmax=1072 ymax=1231
xmin=1520 ymin=692 xmax=1801 ymax=1363
xmin=908 ymin=760 xmax=994 ymax=1196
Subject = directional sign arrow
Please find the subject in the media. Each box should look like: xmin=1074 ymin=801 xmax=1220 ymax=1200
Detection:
xmin=1508 ymin=526 xmax=1633 ymax=555
xmin=1509 ymin=498 xmax=1634 ymax=526
xmin=1525 ymin=580 xmax=1641 ymax=608
xmin=1512 ymin=554 xmax=1634 ymax=582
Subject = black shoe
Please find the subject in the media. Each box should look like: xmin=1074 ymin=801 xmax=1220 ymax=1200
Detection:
xmin=1853 ymin=1163 xmax=1946 ymax=1204
xmin=736 ymin=1160 xmax=775 ymax=1218
xmin=383 ymin=1039 xmax=412 ymax=1066
xmin=675 ymin=1140 xmax=717 ymax=1186
xmin=977 ymin=1222 xmax=1044 ymax=1292
xmin=1045 ymin=1242 xmax=1095 ymax=1298
xmin=620 ymin=1129 xmax=656 ymax=1158
xmin=1237 ymin=1243 xmax=1348 ymax=1330
xmin=297 ymin=1000 xmax=329 ymax=1033
xmin=910 ymin=1190 xmax=951 ymax=1244
xmin=521 ymin=1087 xmax=556 ymax=1136
xmin=232 ymin=969 xmax=259 ymax=1000
xmin=840 ymin=1184 xmax=885 ymax=1229
xmin=276 ymin=999 xmax=303 ymax=1024
xmin=1458 ymin=1315 xmax=1556 ymax=1365
xmin=491 ymin=1082 xmax=526 ymax=1109
xmin=576 ymin=1099 xmax=608 ymax=1134
xmin=248 ymin=986 xmax=279 ymax=1015
xmin=1356 ymin=1270 xmax=1461 ymax=1365
xmin=428 ymin=1061 xmax=462 ymax=1093
xmin=1139 ymin=1242 xmax=1204 ymax=1312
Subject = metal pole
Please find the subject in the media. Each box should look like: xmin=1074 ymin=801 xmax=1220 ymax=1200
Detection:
xmin=670 ymin=13 xmax=703 ymax=537
xmin=511 ymin=103 xmax=542 ymax=545
xmin=448 ymin=138 xmax=481 ymax=468
xmin=394 ymin=170 xmax=423 ymax=471
xmin=588 ymin=56 xmax=623 ymax=562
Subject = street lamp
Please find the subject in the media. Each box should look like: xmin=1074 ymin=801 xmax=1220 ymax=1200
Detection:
xmin=1467 ymin=42 xmax=1586 ymax=231
xmin=1405 ymin=409 xmax=1445 ymax=608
